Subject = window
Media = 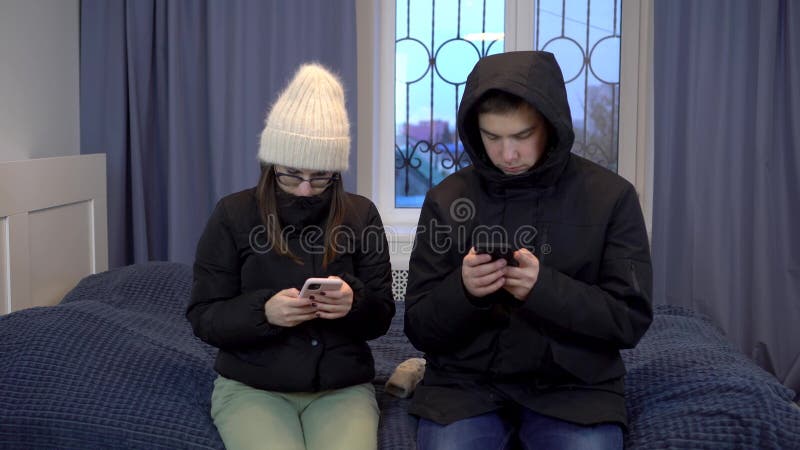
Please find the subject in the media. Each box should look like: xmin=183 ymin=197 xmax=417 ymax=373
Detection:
xmin=395 ymin=0 xmax=505 ymax=208
xmin=534 ymin=0 xmax=623 ymax=173
xmin=357 ymin=0 xmax=653 ymax=268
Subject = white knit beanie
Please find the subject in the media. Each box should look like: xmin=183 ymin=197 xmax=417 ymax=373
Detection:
xmin=258 ymin=63 xmax=350 ymax=171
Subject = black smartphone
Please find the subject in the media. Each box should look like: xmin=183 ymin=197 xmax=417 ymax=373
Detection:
xmin=473 ymin=242 xmax=518 ymax=266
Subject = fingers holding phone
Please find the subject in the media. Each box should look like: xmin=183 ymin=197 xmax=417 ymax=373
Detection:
xmin=264 ymin=288 xmax=318 ymax=327
xmin=301 ymin=277 xmax=353 ymax=320
xmin=462 ymin=247 xmax=507 ymax=298
xmin=502 ymin=248 xmax=540 ymax=301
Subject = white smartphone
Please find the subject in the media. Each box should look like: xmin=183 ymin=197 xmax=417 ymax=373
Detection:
xmin=299 ymin=277 xmax=343 ymax=298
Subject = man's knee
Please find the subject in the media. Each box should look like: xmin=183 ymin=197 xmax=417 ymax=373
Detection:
xmin=518 ymin=409 xmax=623 ymax=450
xmin=417 ymin=413 xmax=514 ymax=450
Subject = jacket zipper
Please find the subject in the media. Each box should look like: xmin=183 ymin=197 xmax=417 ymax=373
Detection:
xmin=538 ymin=225 xmax=548 ymax=264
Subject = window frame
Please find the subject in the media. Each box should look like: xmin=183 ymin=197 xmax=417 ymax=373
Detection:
xmin=355 ymin=0 xmax=653 ymax=269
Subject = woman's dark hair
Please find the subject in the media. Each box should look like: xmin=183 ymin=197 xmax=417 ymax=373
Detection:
xmin=255 ymin=164 xmax=347 ymax=268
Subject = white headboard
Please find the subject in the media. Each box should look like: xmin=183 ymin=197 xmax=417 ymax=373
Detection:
xmin=0 ymin=154 xmax=108 ymax=314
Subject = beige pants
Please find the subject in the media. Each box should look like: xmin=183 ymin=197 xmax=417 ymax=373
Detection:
xmin=211 ymin=375 xmax=379 ymax=450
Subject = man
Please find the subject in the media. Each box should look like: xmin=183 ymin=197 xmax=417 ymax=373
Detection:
xmin=404 ymin=51 xmax=653 ymax=450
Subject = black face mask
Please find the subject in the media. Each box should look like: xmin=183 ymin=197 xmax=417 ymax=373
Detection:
xmin=274 ymin=185 xmax=333 ymax=229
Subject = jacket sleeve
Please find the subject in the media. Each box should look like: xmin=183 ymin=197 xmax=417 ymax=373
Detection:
xmin=521 ymin=184 xmax=653 ymax=349
xmin=404 ymin=194 xmax=494 ymax=353
xmin=186 ymin=199 xmax=283 ymax=349
xmin=327 ymin=201 xmax=395 ymax=341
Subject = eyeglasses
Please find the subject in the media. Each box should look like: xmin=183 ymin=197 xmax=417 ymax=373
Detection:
xmin=274 ymin=170 xmax=339 ymax=189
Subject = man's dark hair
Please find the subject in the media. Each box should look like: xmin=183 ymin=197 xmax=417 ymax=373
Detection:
xmin=477 ymin=90 xmax=530 ymax=115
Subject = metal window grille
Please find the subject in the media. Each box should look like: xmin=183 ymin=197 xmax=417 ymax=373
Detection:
xmin=394 ymin=0 xmax=621 ymax=208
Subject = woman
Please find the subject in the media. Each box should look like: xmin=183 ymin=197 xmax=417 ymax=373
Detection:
xmin=187 ymin=63 xmax=394 ymax=450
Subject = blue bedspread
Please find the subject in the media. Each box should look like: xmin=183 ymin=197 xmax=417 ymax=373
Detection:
xmin=0 ymin=262 xmax=222 ymax=449
xmin=621 ymin=305 xmax=800 ymax=448
xmin=1 ymin=262 xmax=798 ymax=449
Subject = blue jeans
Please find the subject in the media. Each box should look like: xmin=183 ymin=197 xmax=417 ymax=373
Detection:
xmin=417 ymin=408 xmax=623 ymax=450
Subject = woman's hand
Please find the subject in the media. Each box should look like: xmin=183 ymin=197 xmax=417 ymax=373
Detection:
xmin=462 ymin=247 xmax=507 ymax=297
xmin=311 ymin=276 xmax=354 ymax=320
xmin=264 ymin=288 xmax=318 ymax=327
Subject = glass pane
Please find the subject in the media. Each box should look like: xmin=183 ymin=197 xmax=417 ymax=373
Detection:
xmin=395 ymin=0 xmax=505 ymax=208
xmin=535 ymin=0 xmax=622 ymax=172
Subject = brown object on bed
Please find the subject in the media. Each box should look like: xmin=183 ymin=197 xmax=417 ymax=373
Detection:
xmin=385 ymin=358 xmax=426 ymax=399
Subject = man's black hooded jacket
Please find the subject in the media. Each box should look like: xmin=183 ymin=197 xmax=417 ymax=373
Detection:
xmin=404 ymin=51 xmax=653 ymax=426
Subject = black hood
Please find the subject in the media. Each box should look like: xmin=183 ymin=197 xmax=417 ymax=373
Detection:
xmin=457 ymin=51 xmax=575 ymax=188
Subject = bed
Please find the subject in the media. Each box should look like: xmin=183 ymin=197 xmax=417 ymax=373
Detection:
xmin=1 ymin=262 xmax=799 ymax=449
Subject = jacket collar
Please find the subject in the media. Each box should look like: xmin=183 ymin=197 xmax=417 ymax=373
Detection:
xmin=275 ymin=188 xmax=332 ymax=231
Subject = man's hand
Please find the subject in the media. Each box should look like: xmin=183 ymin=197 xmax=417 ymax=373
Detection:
xmin=311 ymin=276 xmax=354 ymax=320
xmin=462 ymin=247 xmax=507 ymax=297
xmin=503 ymin=248 xmax=540 ymax=301
xmin=264 ymin=288 xmax=318 ymax=327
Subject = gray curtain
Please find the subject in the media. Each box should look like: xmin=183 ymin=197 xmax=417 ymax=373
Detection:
xmin=80 ymin=0 xmax=358 ymax=267
xmin=653 ymin=0 xmax=800 ymax=394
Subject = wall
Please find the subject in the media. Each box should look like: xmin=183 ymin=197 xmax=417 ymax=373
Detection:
xmin=0 ymin=0 xmax=80 ymax=162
